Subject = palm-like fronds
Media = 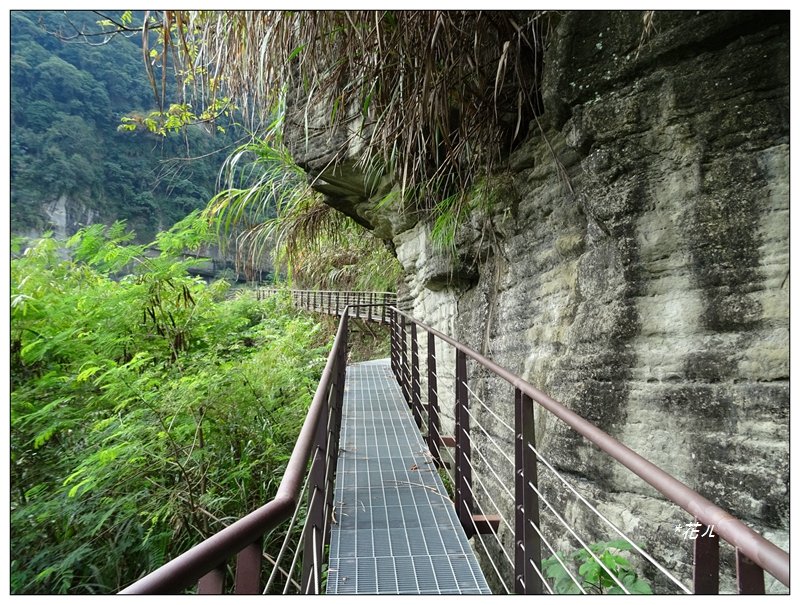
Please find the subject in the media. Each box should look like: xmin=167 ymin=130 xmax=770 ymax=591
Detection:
xmin=152 ymin=10 xmax=550 ymax=208
xmin=205 ymin=135 xmax=398 ymax=290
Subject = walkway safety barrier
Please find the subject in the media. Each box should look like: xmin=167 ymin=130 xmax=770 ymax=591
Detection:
xmin=120 ymin=307 xmax=351 ymax=595
xmin=120 ymin=291 xmax=789 ymax=594
xmin=258 ymin=288 xmax=396 ymax=323
xmin=387 ymin=306 xmax=789 ymax=595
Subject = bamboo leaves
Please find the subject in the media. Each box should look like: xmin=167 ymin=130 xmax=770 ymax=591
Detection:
xmin=11 ymin=229 xmax=330 ymax=594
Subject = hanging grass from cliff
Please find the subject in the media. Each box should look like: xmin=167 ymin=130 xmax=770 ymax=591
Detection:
xmin=144 ymin=10 xmax=550 ymax=207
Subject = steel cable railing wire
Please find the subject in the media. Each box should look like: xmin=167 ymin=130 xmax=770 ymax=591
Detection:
xmin=391 ymin=307 xmax=791 ymax=591
xmin=320 ymin=401 xmax=339 ymax=556
xmin=262 ymin=447 xmax=320 ymax=594
xmin=458 ymin=426 xmax=558 ymax=594
xmin=460 ymin=444 xmax=515 ymax=538
xmin=463 ymin=494 xmax=512 ymax=594
xmin=457 ymin=363 xmax=689 ymax=593
xmin=460 ymin=378 xmax=515 ymax=434
xmin=262 ymin=552 xmax=301 ymax=592
xmin=459 ymin=402 xmax=569 ymax=591
xmin=438 ymin=411 xmax=546 ymax=595
xmin=524 ymin=515 xmax=588 ymax=594
xmin=526 ymin=442 xmax=692 ymax=594
xmin=449 ymin=346 xmax=607 ymax=594
xmin=223 ymin=298 xmax=787 ymax=594
xmin=119 ymin=305 xmax=349 ymax=594
xmin=282 ymin=485 xmax=321 ymax=595
xmin=455 ymin=371 xmax=688 ymax=594
xmin=430 ymin=318 xmax=556 ymax=594
xmin=459 ymin=426 xmax=515 ymax=503
xmin=462 ymin=402 xmax=515 ymax=469
xmin=526 ymin=479 xmax=631 ymax=594
xmin=434 ymin=420 xmax=519 ymax=593
xmin=439 ymin=375 xmax=610 ymax=594
xmin=312 ymin=527 xmax=320 ymax=595
xmin=460 ymin=475 xmax=517 ymax=576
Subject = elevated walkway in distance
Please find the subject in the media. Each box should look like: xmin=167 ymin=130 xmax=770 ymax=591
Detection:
xmin=257 ymin=288 xmax=396 ymax=323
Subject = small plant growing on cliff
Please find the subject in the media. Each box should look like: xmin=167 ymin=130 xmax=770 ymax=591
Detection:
xmin=541 ymin=540 xmax=653 ymax=594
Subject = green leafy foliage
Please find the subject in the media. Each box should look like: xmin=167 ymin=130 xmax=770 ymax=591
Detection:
xmin=10 ymin=225 xmax=330 ymax=594
xmin=118 ymin=98 xmax=235 ymax=137
xmin=541 ymin=540 xmax=654 ymax=595
xmin=207 ymin=135 xmax=401 ymax=292
xmin=10 ymin=10 xmax=237 ymax=242
xmin=430 ymin=174 xmax=517 ymax=256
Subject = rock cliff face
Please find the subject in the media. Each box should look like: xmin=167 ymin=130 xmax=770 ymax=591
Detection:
xmin=292 ymin=10 xmax=790 ymax=592
xmin=35 ymin=195 xmax=97 ymax=241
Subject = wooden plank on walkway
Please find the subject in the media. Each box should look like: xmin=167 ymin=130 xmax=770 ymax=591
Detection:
xmin=327 ymin=359 xmax=491 ymax=595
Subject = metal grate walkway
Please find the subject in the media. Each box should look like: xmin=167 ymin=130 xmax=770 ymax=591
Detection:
xmin=326 ymin=359 xmax=491 ymax=594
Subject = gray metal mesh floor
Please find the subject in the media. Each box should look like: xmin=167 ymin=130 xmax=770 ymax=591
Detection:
xmin=327 ymin=359 xmax=491 ymax=595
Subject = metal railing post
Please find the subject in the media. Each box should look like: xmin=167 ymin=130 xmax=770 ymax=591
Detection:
xmin=198 ymin=567 xmax=225 ymax=594
xmin=454 ymin=349 xmax=473 ymax=536
xmin=324 ymin=314 xmax=348 ymax=548
xmin=301 ymin=391 xmax=329 ymax=592
xmin=411 ymin=323 xmax=422 ymax=429
xmin=736 ymin=549 xmax=765 ymax=594
xmin=515 ymin=389 xmax=542 ymax=594
xmin=234 ymin=538 xmax=262 ymax=594
xmin=368 ymin=292 xmax=374 ymax=322
xmin=427 ymin=331 xmax=442 ymax=467
xmin=336 ymin=292 xmax=340 ymax=315
xmin=400 ymin=315 xmax=409 ymax=405
xmin=381 ymin=294 xmax=387 ymax=324
xmin=390 ymin=308 xmax=398 ymax=379
xmin=693 ymin=522 xmax=720 ymax=594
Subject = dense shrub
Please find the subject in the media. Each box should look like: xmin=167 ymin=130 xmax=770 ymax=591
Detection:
xmin=10 ymin=225 xmax=329 ymax=593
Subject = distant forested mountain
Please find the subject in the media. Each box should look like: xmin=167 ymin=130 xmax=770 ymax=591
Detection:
xmin=10 ymin=11 xmax=236 ymax=242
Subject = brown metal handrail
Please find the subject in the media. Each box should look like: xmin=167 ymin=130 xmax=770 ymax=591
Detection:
xmin=119 ymin=309 xmax=351 ymax=594
xmin=120 ymin=293 xmax=788 ymax=594
xmin=388 ymin=305 xmax=790 ymax=593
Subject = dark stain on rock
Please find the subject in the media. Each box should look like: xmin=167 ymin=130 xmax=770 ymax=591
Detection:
xmin=688 ymin=156 xmax=764 ymax=332
xmin=684 ymin=350 xmax=737 ymax=383
xmin=691 ymin=438 xmax=789 ymax=527
xmin=658 ymin=384 xmax=735 ymax=424
xmin=702 ymin=290 xmax=762 ymax=332
xmin=543 ymin=175 xmax=648 ymax=490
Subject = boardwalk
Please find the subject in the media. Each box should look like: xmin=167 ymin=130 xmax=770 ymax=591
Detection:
xmin=326 ymin=359 xmax=491 ymax=595
xmin=120 ymin=291 xmax=790 ymax=595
